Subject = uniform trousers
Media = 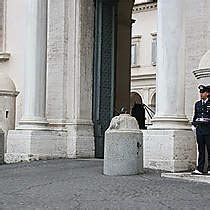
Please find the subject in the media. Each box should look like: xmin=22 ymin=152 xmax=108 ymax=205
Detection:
xmin=196 ymin=133 xmax=210 ymax=172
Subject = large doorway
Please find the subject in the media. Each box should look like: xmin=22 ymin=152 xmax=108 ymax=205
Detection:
xmin=93 ymin=0 xmax=134 ymax=158
xmin=93 ymin=0 xmax=117 ymax=158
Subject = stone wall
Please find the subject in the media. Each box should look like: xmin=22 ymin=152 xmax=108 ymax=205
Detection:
xmin=185 ymin=0 xmax=210 ymax=120
xmin=0 ymin=0 xmax=4 ymax=51
xmin=46 ymin=0 xmax=68 ymax=127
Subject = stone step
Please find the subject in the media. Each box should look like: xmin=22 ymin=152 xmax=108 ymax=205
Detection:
xmin=162 ymin=172 xmax=210 ymax=184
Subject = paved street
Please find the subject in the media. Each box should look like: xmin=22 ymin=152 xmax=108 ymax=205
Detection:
xmin=0 ymin=159 xmax=210 ymax=209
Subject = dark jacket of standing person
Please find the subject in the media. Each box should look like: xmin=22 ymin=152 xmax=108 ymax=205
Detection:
xmin=131 ymin=103 xmax=146 ymax=129
xmin=192 ymin=85 xmax=210 ymax=174
xmin=193 ymin=99 xmax=210 ymax=135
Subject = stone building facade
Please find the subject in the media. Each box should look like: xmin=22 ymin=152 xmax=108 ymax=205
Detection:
xmin=0 ymin=0 xmax=134 ymax=162
xmin=0 ymin=0 xmax=210 ymax=172
xmin=130 ymin=1 xmax=157 ymax=125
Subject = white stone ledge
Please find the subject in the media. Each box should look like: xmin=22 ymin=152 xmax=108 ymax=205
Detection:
xmin=0 ymin=52 xmax=10 ymax=62
xmin=131 ymin=65 xmax=141 ymax=69
xmin=0 ymin=90 xmax=19 ymax=96
xmin=131 ymin=73 xmax=156 ymax=81
xmin=162 ymin=173 xmax=210 ymax=184
xmin=4 ymin=153 xmax=67 ymax=164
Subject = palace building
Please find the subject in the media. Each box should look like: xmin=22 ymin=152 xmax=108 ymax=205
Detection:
xmin=0 ymin=0 xmax=210 ymax=172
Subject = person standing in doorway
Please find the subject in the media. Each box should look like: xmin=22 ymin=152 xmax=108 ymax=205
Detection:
xmin=131 ymin=103 xmax=146 ymax=129
xmin=192 ymin=85 xmax=210 ymax=175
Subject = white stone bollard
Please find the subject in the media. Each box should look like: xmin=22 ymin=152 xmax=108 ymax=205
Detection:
xmin=104 ymin=114 xmax=143 ymax=176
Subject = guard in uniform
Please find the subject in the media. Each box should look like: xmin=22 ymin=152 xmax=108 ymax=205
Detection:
xmin=192 ymin=85 xmax=210 ymax=175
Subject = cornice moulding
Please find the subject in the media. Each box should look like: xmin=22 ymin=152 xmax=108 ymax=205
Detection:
xmin=131 ymin=73 xmax=156 ymax=81
xmin=193 ymin=68 xmax=210 ymax=79
xmin=0 ymin=52 xmax=10 ymax=62
xmin=133 ymin=2 xmax=157 ymax=14
xmin=0 ymin=90 xmax=19 ymax=96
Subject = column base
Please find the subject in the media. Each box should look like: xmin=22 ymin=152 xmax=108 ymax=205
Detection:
xmin=143 ymin=129 xmax=196 ymax=172
xmin=66 ymin=121 xmax=95 ymax=158
xmin=18 ymin=117 xmax=49 ymax=130
xmin=0 ymin=130 xmax=4 ymax=164
xmin=150 ymin=116 xmax=191 ymax=130
xmin=5 ymin=129 xmax=67 ymax=163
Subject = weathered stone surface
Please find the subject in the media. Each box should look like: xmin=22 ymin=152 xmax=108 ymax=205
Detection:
xmin=143 ymin=130 xmax=196 ymax=172
xmin=47 ymin=0 xmax=95 ymax=158
xmin=0 ymin=90 xmax=18 ymax=153
xmin=0 ymin=0 xmax=4 ymax=51
xmin=104 ymin=114 xmax=143 ymax=176
xmin=47 ymin=0 xmax=67 ymax=125
xmin=66 ymin=122 xmax=95 ymax=158
xmin=65 ymin=0 xmax=95 ymax=158
xmin=185 ymin=0 xmax=210 ymax=119
xmin=5 ymin=130 xmax=67 ymax=163
xmin=0 ymin=129 xmax=3 ymax=164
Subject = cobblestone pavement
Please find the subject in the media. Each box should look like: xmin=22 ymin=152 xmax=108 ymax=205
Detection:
xmin=0 ymin=159 xmax=210 ymax=210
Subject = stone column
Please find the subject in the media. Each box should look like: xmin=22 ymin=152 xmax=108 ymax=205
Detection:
xmin=5 ymin=0 xmax=66 ymax=163
xmin=19 ymin=0 xmax=48 ymax=129
xmin=151 ymin=0 xmax=188 ymax=129
xmin=143 ymin=0 xmax=196 ymax=172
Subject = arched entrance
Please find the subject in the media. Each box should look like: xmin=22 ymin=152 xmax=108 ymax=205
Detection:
xmin=93 ymin=0 xmax=134 ymax=158
xmin=130 ymin=92 xmax=146 ymax=129
xmin=130 ymin=91 xmax=143 ymax=112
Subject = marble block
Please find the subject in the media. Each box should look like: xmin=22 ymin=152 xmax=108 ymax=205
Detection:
xmin=5 ymin=129 xmax=67 ymax=163
xmin=143 ymin=130 xmax=196 ymax=172
xmin=104 ymin=114 xmax=143 ymax=176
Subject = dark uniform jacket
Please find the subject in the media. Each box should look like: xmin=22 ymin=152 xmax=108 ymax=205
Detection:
xmin=193 ymin=99 xmax=210 ymax=135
